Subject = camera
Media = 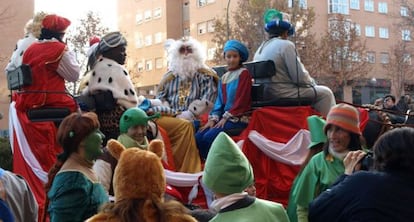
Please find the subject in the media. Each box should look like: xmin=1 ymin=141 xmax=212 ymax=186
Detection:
xmin=359 ymin=151 xmax=374 ymax=171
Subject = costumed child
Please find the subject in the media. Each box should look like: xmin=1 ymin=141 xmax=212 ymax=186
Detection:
xmin=202 ymin=132 xmax=289 ymax=222
xmin=288 ymin=104 xmax=363 ymax=222
xmin=195 ymin=39 xmax=252 ymax=160
xmin=287 ymin=115 xmax=327 ymax=222
xmin=87 ymin=139 xmax=197 ymax=222
xmin=43 ymin=112 xmax=108 ymax=222
xmin=93 ymin=107 xmax=176 ymax=198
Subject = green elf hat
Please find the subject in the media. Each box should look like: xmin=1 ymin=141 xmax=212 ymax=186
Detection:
xmin=307 ymin=115 xmax=327 ymax=149
xmin=119 ymin=107 xmax=160 ymax=133
xmin=263 ymin=9 xmax=283 ymax=24
xmin=202 ymin=132 xmax=254 ymax=195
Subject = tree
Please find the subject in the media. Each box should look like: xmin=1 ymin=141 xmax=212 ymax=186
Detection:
xmin=384 ymin=40 xmax=414 ymax=98
xmin=211 ymin=1 xmax=317 ymax=66
xmin=66 ymin=11 xmax=109 ymax=72
xmin=316 ymin=14 xmax=372 ymax=100
xmin=65 ymin=11 xmax=109 ymax=94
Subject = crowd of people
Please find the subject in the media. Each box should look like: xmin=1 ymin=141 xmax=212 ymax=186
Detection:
xmin=3 ymin=8 xmax=414 ymax=222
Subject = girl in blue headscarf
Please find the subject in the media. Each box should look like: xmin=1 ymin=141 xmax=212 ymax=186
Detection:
xmin=195 ymin=40 xmax=252 ymax=159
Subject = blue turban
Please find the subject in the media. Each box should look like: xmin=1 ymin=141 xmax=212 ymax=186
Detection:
xmin=223 ymin=40 xmax=249 ymax=63
xmin=265 ymin=20 xmax=295 ymax=36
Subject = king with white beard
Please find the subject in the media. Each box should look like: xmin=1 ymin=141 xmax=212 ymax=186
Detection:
xmin=155 ymin=37 xmax=218 ymax=173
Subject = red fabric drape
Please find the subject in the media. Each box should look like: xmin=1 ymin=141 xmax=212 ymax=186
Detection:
xmin=13 ymin=111 xmax=63 ymax=220
xmin=241 ymin=106 xmax=319 ymax=207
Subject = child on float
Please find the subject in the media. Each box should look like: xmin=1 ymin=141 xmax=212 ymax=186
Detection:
xmin=195 ymin=39 xmax=252 ymax=159
xmin=93 ymin=107 xmax=160 ymax=197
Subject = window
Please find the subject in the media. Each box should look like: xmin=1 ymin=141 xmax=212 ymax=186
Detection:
xmin=328 ymin=0 xmax=349 ymax=14
xmin=350 ymin=0 xmax=360 ymax=10
xmin=352 ymin=23 xmax=361 ymax=36
xmin=380 ymin=52 xmax=389 ymax=64
xmin=365 ymin=25 xmax=375 ymax=37
xmin=197 ymin=22 xmax=207 ymax=35
xmin=153 ymin=8 xmax=161 ymax=19
xmin=135 ymin=13 xmax=143 ymax=24
xmin=145 ymin=35 xmax=152 ymax=46
xmin=378 ymin=2 xmax=387 ymax=14
xmin=154 ymin=32 xmax=163 ymax=44
xmin=145 ymin=60 xmax=152 ymax=71
xmin=137 ymin=62 xmax=144 ymax=72
xmin=402 ymin=29 xmax=411 ymax=41
xmin=144 ymin=10 xmax=152 ymax=21
xmin=329 ymin=19 xmax=351 ymax=40
xmin=183 ymin=28 xmax=190 ymax=36
xmin=207 ymin=20 xmax=215 ymax=33
xmin=351 ymin=51 xmax=361 ymax=62
xmin=403 ymin=54 xmax=412 ymax=64
xmin=379 ymin=27 xmax=389 ymax=39
xmin=135 ymin=34 xmax=144 ymax=48
xmin=197 ymin=0 xmax=214 ymax=7
xmin=288 ymin=0 xmax=307 ymax=8
xmin=367 ymin=51 xmax=376 ymax=63
xmin=155 ymin=58 xmax=163 ymax=69
xmin=207 ymin=48 xmax=216 ymax=61
xmin=364 ymin=0 xmax=374 ymax=12
xmin=401 ymin=6 xmax=408 ymax=17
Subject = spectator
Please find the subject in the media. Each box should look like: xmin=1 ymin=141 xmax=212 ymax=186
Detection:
xmin=383 ymin=95 xmax=405 ymax=123
xmin=396 ymin=95 xmax=411 ymax=113
xmin=309 ymin=127 xmax=414 ymax=222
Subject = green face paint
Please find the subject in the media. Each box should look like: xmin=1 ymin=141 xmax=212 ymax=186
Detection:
xmin=83 ymin=129 xmax=105 ymax=161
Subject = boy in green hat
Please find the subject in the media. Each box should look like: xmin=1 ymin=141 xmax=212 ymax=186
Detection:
xmin=287 ymin=115 xmax=327 ymax=222
xmin=93 ymin=107 xmax=159 ymax=198
xmin=202 ymin=132 xmax=289 ymax=222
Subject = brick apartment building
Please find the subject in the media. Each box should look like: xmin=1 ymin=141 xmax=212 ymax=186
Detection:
xmin=118 ymin=0 xmax=413 ymax=104
xmin=0 ymin=0 xmax=34 ymax=135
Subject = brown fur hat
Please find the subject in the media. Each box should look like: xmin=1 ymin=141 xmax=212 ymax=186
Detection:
xmin=107 ymin=139 xmax=165 ymax=202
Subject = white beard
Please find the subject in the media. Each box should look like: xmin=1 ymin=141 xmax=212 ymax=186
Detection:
xmin=171 ymin=55 xmax=199 ymax=80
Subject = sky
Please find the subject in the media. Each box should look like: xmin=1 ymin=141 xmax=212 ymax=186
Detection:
xmin=34 ymin=0 xmax=118 ymax=30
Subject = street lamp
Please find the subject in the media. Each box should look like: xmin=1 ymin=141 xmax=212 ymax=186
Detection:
xmin=370 ymin=77 xmax=377 ymax=102
xmin=226 ymin=0 xmax=231 ymax=41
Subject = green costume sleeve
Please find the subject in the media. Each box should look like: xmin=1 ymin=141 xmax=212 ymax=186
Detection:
xmin=291 ymin=154 xmax=320 ymax=208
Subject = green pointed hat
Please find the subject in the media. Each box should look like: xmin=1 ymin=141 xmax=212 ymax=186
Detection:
xmin=202 ymin=132 xmax=254 ymax=195
xmin=119 ymin=108 xmax=160 ymax=133
xmin=307 ymin=115 xmax=327 ymax=149
xmin=263 ymin=9 xmax=283 ymax=24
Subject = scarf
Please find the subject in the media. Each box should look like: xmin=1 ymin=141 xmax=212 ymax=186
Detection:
xmin=210 ymin=192 xmax=248 ymax=212
xmin=117 ymin=134 xmax=149 ymax=150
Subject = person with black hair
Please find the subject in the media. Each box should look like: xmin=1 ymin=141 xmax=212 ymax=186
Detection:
xmin=383 ymin=94 xmax=405 ymax=123
xmin=253 ymin=9 xmax=335 ymax=116
xmin=81 ymin=32 xmax=138 ymax=143
xmin=309 ymin=127 xmax=414 ymax=222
